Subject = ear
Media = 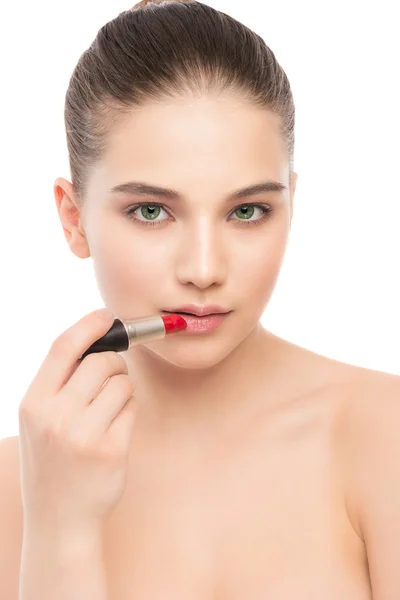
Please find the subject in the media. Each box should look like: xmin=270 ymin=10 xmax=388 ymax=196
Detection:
xmin=289 ymin=172 xmax=298 ymax=225
xmin=54 ymin=178 xmax=91 ymax=259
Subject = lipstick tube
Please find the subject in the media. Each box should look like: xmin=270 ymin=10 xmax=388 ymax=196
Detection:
xmin=78 ymin=314 xmax=187 ymax=361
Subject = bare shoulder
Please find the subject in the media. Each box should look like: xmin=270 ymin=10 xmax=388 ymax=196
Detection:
xmin=283 ymin=335 xmax=399 ymax=409
xmin=334 ymin=361 xmax=400 ymax=431
xmin=0 ymin=435 xmax=24 ymax=599
xmin=330 ymin=364 xmax=400 ymax=538
xmin=328 ymin=365 xmax=400 ymax=597
xmin=310 ymin=350 xmax=400 ymax=442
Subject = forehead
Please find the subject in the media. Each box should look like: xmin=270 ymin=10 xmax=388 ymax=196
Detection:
xmin=107 ymin=96 xmax=283 ymax=157
xmin=90 ymin=96 xmax=288 ymax=196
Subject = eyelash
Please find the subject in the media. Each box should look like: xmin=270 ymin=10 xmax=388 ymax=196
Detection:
xmin=123 ymin=202 xmax=273 ymax=228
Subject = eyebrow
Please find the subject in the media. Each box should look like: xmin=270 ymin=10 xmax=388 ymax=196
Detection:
xmin=109 ymin=179 xmax=287 ymax=201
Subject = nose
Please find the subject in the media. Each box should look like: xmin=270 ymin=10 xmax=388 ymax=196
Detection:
xmin=176 ymin=219 xmax=228 ymax=289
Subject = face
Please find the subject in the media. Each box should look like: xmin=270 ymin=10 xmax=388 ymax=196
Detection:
xmin=55 ymin=94 xmax=297 ymax=371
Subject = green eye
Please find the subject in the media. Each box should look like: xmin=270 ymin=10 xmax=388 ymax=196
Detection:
xmin=138 ymin=205 xmax=161 ymax=220
xmin=124 ymin=202 xmax=273 ymax=228
xmin=234 ymin=205 xmax=255 ymax=220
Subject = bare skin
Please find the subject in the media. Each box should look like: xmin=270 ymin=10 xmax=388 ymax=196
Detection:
xmin=99 ymin=334 xmax=374 ymax=600
xmin=4 ymin=95 xmax=393 ymax=597
xmin=1 ymin=330 xmax=396 ymax=598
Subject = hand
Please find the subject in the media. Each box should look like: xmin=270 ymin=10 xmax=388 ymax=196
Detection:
xmin=18 ymin=308 xmax=138 ymax=529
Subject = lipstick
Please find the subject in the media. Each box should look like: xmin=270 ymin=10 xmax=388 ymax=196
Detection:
xmin=78 ymin=313 xmax=187 ymax=361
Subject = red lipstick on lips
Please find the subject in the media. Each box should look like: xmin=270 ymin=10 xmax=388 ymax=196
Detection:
xmin=163 ymin=304 xmax=229 ymax=317
xmin=160 ymin=313 xmax=187 ymax=333
xmin=162 ymin=306 xmax=232 ymax=334
xmin=79 ymin=313 xmax=187 ymax=360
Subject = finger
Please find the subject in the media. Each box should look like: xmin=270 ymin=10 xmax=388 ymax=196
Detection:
xmin=56 ymin=351 xmax=129 ymax=413
xmin=27 ymin=309 xmax=116 ymax=397
xmin=107 ymin=395 xmax=138 ymax=447
xmin=76 ymin=374 xmax=135 ymax=437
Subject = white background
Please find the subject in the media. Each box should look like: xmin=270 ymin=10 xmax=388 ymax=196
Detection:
xmin=0 ymin=0 xmax=399 ymax=439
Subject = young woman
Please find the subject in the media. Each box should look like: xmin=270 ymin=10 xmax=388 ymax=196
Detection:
xmin=1 ymin=1 xmax=399 ymax=598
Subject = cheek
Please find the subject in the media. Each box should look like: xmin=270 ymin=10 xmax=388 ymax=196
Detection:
xmin=90 ymin=221 xmax=167 ymax=309
xmin=234 ymin=227 xmax=288 ymax=301
xmin=95 ymin=242 xmax=166 ymax=290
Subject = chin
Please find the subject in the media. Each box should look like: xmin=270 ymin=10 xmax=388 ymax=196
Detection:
xmin=143 ymin=339 xmax=236 ymax=371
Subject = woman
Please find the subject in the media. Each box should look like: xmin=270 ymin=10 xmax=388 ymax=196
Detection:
xmin=0 ymin=0 xmax=399 ymax=598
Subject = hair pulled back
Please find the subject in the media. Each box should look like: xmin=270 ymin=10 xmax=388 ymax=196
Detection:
xmin=64 ymin=0 xmax=295 ymax=201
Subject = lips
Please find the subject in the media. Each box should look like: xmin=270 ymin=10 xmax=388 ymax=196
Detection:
xmin=164 ymin=311 xmax=231 ymax=334
xmin=170 ymin=311 xmax=204 ymax=316
xmin=164 ymin=310 xmax=221 ymax=317
xmin=162 ymin=303 xmax=230 ymax=317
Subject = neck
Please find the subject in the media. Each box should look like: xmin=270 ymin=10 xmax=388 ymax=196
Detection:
xmin=122 ymin=322 xmax=287 ymax=438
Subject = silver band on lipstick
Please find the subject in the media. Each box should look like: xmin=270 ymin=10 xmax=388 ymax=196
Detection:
xmin=124 ymin=315 xmax=166 ymax=347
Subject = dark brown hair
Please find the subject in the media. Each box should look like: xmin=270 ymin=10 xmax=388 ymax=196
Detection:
xmin=64 ymin=0 xmax=295 ymax=202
